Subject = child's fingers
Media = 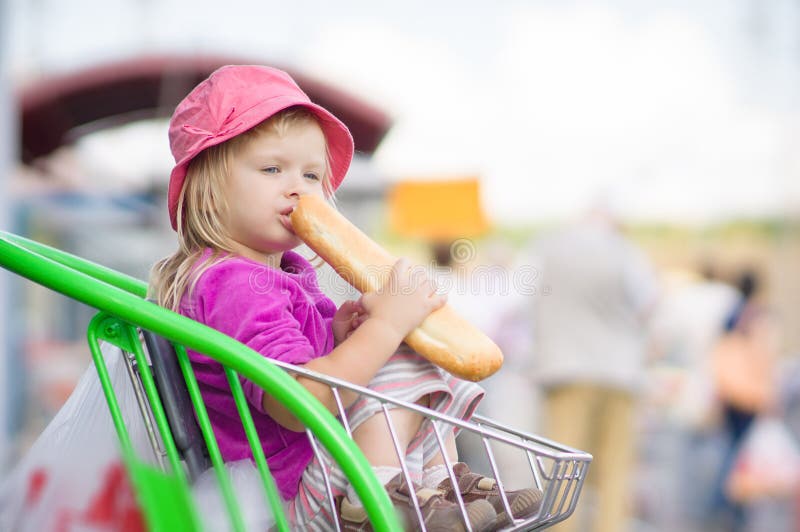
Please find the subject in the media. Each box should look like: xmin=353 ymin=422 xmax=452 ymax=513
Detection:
xmin=425 ymin=278 xmax=439 ymax=296
xmin=431 ymin=293 xmax=448 ymax=310
xmin=391 ymin=257 xmax=412 ymax=282
xmin=393 ymin=257 xmax=412 ymax=271
xmin=335 ymin=300 xmax=362 ymax=321
xmin=353 ymin=297 xmax=366 ymax=314
xmin=339 ymin=300 xmax=358 ymax=313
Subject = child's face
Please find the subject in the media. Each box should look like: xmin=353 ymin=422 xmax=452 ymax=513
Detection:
xmin=223 ymin=120 xmax=327 ymax=266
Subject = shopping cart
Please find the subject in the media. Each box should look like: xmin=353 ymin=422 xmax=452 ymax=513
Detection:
xmin=0 ymin=231 xmax=592 ymax=531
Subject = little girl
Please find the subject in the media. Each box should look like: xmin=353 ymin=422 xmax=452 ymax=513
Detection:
xmin=150 ymin=65 xmax=539 ymax=531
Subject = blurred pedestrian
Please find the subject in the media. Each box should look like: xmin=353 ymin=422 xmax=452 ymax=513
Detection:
xmin=529 ymin=204 xmax=659 ymax=532
xmin=709 ymin=269 xmax=778 ymax=531
xmin=646 ymin=262 xmax=739 ymax=529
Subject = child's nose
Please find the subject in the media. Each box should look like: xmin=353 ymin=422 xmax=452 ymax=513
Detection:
xmin=285 ymin=172 xmax=309 ymax=198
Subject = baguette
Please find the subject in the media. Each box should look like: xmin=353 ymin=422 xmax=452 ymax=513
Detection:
xmin=290 ymin=194 xmax=503 ymax=381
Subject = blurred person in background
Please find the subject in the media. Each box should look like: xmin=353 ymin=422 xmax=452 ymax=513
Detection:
xmin=645 ymin=262 xmax=740 ymax=530
xmin=709 ymin=269 xmax=778 ymax=531
xmin=528 ymin=202 xmax=659 ymax=532
xmin=647 ymin=263 xmax=739 ymax=429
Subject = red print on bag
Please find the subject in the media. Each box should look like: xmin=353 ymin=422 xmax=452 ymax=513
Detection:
xmin=52 ymin=462 xmax=145 ymax=532
xmin=25 ymin=468 xmax=48 ymax=506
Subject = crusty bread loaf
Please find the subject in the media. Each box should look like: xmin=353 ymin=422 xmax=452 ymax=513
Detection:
xmin=290 ymin=194 xmax=503 ymax=381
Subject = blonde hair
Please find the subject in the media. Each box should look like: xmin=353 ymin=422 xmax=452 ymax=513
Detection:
xmin=150 ymin=106 xmax=336 ymax=311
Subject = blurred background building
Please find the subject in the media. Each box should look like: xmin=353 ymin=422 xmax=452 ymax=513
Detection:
xmin=3 ymin=0 xmax=800 ymax=530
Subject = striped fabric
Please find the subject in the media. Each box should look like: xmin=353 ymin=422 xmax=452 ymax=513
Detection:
xmin=286 ymin=345 xmax=485 ymax=530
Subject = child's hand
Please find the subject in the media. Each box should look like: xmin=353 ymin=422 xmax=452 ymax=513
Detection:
xmin=359 ymin=258 xmax=447 ymax=340
xmin=332 ymin=299 xmax=367 ymax=346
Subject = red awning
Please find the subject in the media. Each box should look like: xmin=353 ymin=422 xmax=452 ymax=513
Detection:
xmin=17 ymin=55 xmax=392 ymax=164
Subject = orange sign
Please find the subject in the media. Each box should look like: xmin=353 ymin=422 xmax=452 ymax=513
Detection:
xmin=388 ymin=178 xmax=490 ymax=240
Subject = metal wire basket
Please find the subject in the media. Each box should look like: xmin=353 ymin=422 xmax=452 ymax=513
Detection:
xmin=274 ymin=360 xmax=591 ymax=531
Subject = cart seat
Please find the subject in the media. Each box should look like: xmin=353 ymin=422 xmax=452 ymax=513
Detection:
xmin=142 ymin=328 xmax=211 ymax=481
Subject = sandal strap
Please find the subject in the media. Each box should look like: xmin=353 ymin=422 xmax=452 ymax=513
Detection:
xmin=446 ymin=463 xmax=498 ymax=494
xmin=340 ymin=497 xmax=369 ymax=523
xmin=477 ymin=477 xmax=497 ymax=491
xmin=415 ymin=487 xmax=445 ymax=505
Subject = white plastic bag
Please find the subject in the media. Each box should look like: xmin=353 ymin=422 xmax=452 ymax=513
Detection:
xmin=1 ymin=342 xmax=282 ymax=532
xmin=1 ymin=341 xmax=280 ymax=531
xmin=192 ymin=459 xmax=275 ymax=532
xmin=726 ymin=415 xmax=800 ymax=502
xmin=0 ymin=342 xmax=157 ymax=531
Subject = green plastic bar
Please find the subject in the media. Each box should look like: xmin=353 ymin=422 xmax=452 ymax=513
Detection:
xmin=86 ymin=316 xmax=138 ymax=459
xmin=0 ymin=232 xmax=401 ymax=531
xmin=3 ymin=232 xmax=147 ymax=297
xmin=224 ymin=368 xmax=290 ymax=532
xmin=173 ymin=344 xmax=249 ymax=532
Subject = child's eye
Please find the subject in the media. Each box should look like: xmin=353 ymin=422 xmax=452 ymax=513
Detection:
xmin=304 ymin=172 xmax=321 ymax=181
xmin=262 ymin=166 xmax=280 ymax=174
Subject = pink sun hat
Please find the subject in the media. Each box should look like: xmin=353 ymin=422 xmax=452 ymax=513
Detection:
xmin=167 ymin=65 xmax=354 ymax=230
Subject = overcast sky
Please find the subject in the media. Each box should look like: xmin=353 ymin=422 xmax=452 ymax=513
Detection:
xmin=7 ymin=0 xmax=800 ymax=224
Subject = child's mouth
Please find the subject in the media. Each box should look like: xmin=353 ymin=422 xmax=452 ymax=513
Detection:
xmin=278 ymin=207 xmax=294 ymax=234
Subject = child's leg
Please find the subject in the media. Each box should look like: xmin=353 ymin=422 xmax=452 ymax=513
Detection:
xmin=401 ymin=379 xmax=543 ymax=526
xmin=419 ymin=393 xmax=458 ymax=469
xmin=343 ymin=347 xmax=482 ymax=488
xmin=350 ymin=404 xmax=426 ymax=467
xmin=423 ymin=431 xmax=458 ymax=468
xmin=337 ymin=350 xmax=502 ymax=530
xmin=420 ymin=429 xmax=459 ymax=491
